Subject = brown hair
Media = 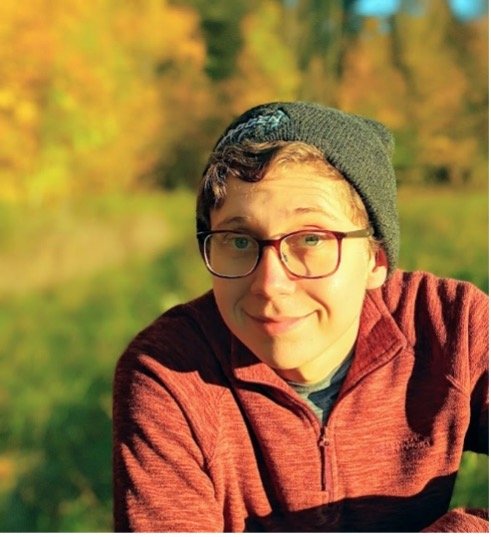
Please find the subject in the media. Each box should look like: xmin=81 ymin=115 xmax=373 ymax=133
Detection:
xmin=196 ymin=141 xmax=378 ymax=251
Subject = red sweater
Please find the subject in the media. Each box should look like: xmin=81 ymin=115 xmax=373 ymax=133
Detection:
xmin=113 ymin=270 xmax=488 ymax=532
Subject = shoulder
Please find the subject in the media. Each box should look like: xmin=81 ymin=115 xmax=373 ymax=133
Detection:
xmin=380 ymin=269 xmax=488 ymax=326
xmin=113 ymin=291 xmax=232 ymax=464
xmin=374 ymin=270 xmax=488 ymax=386
xmin=119 ymin=290 xmax=230 ymax=367
xmin=114 ymin=290 xmax=232 ymax=416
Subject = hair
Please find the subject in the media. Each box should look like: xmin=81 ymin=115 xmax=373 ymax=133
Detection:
xmin=196 ymin=140 xmax=379 ymax=252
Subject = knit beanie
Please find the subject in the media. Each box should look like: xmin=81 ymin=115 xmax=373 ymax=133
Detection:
xmin=209 ymin=101 xmax=399 ymax=273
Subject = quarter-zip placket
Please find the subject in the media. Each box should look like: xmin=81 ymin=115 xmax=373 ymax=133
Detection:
xmin=277 ymin=389 xmax=332 ymax=493
xmin=318 ymin=425 xmax=329 ymax=491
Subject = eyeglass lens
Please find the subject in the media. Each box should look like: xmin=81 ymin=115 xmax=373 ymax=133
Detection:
xmin=203 ymin=231 xmax=340 ymax=278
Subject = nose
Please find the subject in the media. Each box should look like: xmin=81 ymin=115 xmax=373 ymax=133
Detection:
xmin=249 ymin=245 xmax=296 ymax=297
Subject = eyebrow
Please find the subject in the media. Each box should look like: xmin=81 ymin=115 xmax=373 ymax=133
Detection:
xmin=293 ymin=206 xmax=338 ymax=218
xmin=216 ymin=216 xmax=251 ymax=227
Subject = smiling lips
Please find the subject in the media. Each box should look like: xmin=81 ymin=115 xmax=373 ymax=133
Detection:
xmin=246 ymin=312 xmax=311 ymax=336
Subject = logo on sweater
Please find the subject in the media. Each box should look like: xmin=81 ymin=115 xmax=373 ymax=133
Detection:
xmin=217 ymin=109 xmax=289 ymax=149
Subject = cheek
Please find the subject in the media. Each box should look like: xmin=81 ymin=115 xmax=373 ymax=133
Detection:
xmin=312 ymin=255 xmax=371 ymax=315
xmin=339 ymin=245 xmax=372 ymax=286
xmin=212 ymin=279 xmax=247 ymax=322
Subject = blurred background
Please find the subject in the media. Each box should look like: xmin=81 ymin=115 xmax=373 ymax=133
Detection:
xmin=0 ymin=0 xmax=488 ymax=531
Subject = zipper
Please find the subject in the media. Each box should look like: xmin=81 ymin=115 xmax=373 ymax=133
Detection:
xmin=318 ymin=427 xmax=329 ymax=491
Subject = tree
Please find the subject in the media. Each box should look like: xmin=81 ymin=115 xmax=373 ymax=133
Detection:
xmin=224 ymin=0 xmax=301 ymax=114
xmin=0 ymin=0 xmax=209 ymax=202
xmin=391 ymin=0 xmax=481 ymax=184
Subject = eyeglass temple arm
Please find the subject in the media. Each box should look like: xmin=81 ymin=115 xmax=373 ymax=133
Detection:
xmin=342 ymin=227 xmax=373 ymax=238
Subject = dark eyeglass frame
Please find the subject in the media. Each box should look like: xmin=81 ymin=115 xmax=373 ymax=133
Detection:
xmin=197 ymin=227 xmax=373 ymax=279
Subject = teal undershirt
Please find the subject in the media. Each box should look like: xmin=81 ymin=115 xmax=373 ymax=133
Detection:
xmin=287 ymin=355 xmax=353 ymax=425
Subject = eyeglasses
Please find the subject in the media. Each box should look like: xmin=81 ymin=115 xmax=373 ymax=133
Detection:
xmin=197 ymin=227 xmax=373 ymax=279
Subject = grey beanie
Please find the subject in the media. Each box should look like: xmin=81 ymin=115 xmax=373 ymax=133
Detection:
xmin=211 ymin=101 xmax=399 ymax=273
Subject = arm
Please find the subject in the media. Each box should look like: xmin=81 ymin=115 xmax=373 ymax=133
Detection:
xmin=423 ymin=285 xmax=489 ymax=532
xmin=421 ymin=508 xmax=487 ymax=532
xmin=113 ymin=351 xmax=224 ymax=532
xmin=463 ymin=286 xmax=489 ymax=455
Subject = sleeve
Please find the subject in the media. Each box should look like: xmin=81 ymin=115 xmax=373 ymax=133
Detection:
xmin=423 ymin=286 xmax=489 ymax=532
xmin=463 ymin=285 xmax=489 ymax=454
xmin=421 ymin=508 xmax=488 ymax=532
xmin=112 ymin=351 xmax=224 ymax=532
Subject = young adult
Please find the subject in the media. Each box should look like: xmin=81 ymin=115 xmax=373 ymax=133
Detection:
xmin=113 ymin=102 xmax=488 ymax=532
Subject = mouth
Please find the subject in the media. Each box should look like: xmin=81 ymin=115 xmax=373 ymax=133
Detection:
xmin=245 ymin=312 xmax=311 ymax=336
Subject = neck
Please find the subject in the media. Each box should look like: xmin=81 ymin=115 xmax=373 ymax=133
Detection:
xmin=275 ymin=316 xmax=360 ymax=384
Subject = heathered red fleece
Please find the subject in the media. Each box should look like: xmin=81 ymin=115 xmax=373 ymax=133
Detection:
xmin=113 ymin=270 xmax=488 ymax=532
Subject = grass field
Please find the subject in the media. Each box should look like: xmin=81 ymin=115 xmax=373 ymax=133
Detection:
xmin=0 ymin=187 xmax=487 ymax=531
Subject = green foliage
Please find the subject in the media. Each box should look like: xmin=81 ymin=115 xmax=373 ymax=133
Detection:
xmin=0 ymin=191 xmax=208 ymax=531
xmin=0 ymin=189 xmax=487 ymax=531
xmin=0 ymin=1 xmax=487 ymax=529
xmin=451 ymin=453 xmax=489 ymax=509
xmin=398 ymin=187 xmax=488 ymax=292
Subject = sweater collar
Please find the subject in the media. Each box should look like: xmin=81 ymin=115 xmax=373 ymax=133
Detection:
xmin=227 ymin=287 xmax=407 ymax=391
xmin=339 ymin=287 xmax=407 ymax=396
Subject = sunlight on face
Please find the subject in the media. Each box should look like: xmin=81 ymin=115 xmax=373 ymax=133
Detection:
xmin=210 ymin=161 xmax=388 ymax=383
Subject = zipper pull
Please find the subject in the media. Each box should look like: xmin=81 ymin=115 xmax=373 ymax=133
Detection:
xmin=319 ymin=432 xmax=329 ymax=447
xmin=318 ymin=429 xmax=329 ymax=491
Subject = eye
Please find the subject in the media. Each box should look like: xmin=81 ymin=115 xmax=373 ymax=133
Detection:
xmin=296 ymin=232 xmax=328 ymax=248
xmin=218 ymin=232 xmax=254 ymax=251
xmin=285 ymin=231 xmax=332 ymax=251
xmin=232 ymin=236 xmax=252 ymax=250
xmin=302 ymin=233 xmax=322 ymax=247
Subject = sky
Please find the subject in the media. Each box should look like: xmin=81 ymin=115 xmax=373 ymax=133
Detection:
xmin=354 ymin=0 xmax=487 ymax=20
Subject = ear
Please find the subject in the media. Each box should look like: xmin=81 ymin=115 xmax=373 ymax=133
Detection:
xmin=366 ymin=247 xmax=388 ymax=290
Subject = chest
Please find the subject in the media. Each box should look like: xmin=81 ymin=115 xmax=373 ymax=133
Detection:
xmin=209 ymin=355 xmax=469 ymax=531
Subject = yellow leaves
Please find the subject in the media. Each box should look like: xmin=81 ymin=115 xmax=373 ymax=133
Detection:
xmin=15 ymin=100 xmax=38 ymax=126
xmin=0 ymin=180 xmax=22 ymax=204
xmin=114 ymin=0 xmax=205 ymax=67
xmin=338 ymin=23 xmax=408 ymax=130
xmin=0 ymin=0 xmax=486 ymax=200
xmin=0 ymin=444 xmax=42 ymax=496
xmin=0 ymin=455 xmax=16 ymax=492
xmin=162 ymin=5 xmax=206 ymax=66
xmin=422 ymin=135 xmax=478 ymax=173
xmin=228 ymin=0 xmax=300 ymax=114
xmin=0 ymin=0 xmax=210 ymax=203
xmin=0 ymin=89 xmax=15 ymax=110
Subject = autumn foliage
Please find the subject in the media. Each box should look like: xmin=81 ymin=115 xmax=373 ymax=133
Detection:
xmin=0 ymin=0 xmax=487 ymax=203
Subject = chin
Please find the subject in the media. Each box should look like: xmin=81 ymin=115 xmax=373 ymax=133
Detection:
xmin=250 ymin=343 xmax=309 ymax=371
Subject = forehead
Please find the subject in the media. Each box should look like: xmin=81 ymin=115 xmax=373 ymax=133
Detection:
xmin=210 ymin=161 xmax=356 ymax=229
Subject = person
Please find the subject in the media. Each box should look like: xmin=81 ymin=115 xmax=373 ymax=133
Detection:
xmin=112 ymin=102 xmax=488 ymax=532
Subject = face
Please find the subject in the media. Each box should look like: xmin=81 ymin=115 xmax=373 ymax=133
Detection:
xmin=209 ymin=161 xmax=388 ymax=384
